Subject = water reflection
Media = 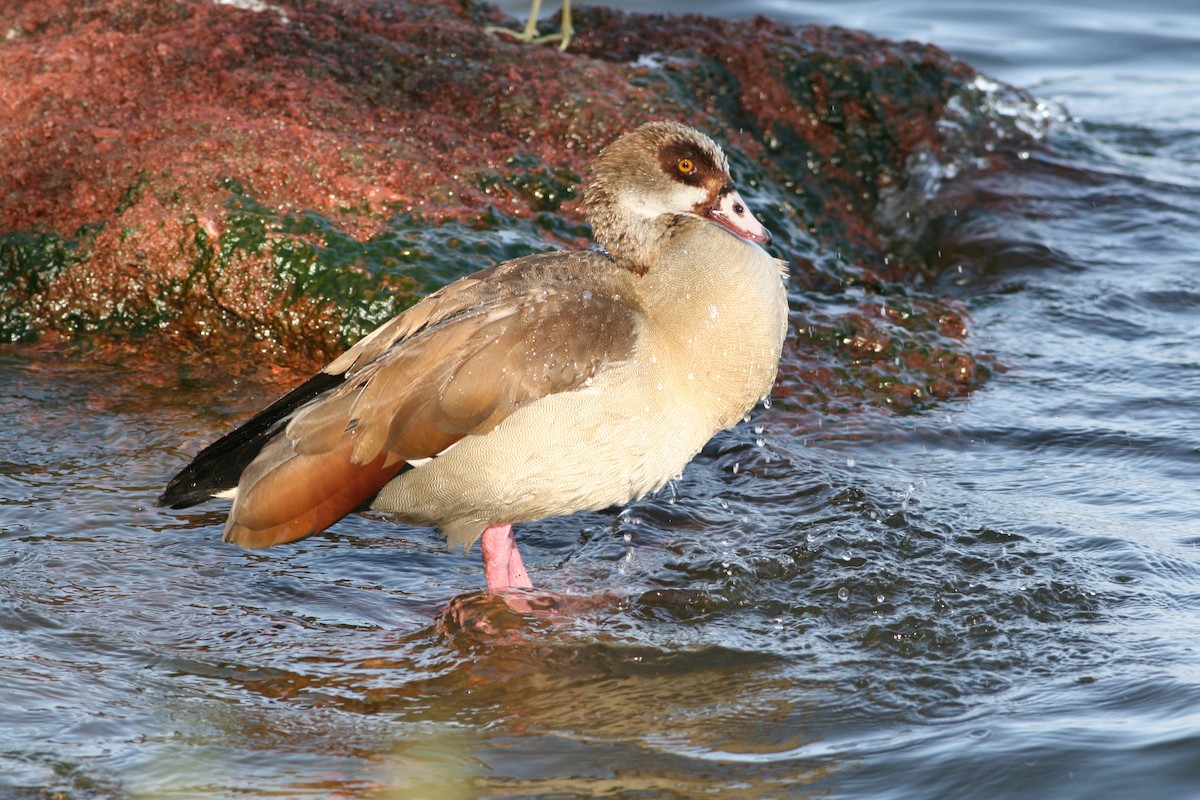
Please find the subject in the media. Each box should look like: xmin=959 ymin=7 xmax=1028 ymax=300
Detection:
xmin=321 ymin=610 xmax=823 ymax=796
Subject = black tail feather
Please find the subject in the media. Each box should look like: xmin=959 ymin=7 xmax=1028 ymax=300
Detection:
xmin=157 ymin=370 xmax=347 ymax=509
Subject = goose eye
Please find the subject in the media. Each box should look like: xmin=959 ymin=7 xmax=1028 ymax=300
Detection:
xmin=677 ymin=158 xmax=695 ymax=174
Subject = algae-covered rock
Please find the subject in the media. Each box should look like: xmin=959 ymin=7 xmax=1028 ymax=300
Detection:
xmin=0 ymin=0 xmax=1038 ymax=407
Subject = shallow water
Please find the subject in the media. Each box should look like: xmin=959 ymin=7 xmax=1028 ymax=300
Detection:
xmin=5 ymin=1 xmax=1200 ymax=798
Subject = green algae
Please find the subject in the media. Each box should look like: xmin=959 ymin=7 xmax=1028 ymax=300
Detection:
xmin=0 ymin=180 xmax=587 ymax=353
xmin=274 ymin=205 xmax=580 ymax=346
xmin=318 ymin=206 xmax=585 ymax=294
xmin=175 ymin=183 xmax=410 ymax=351
xmin=0 ymin=230 xmax=83 ymax=343
xmin=474 ymin=155 xmax=581 ymax=213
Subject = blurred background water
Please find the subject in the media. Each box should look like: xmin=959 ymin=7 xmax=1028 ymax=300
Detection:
xmin=4 ymin=0 xmax=1200 ymax=797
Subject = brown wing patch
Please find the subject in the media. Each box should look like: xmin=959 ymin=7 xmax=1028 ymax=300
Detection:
xmin=223 ymin=432 xmax=407 ymax=549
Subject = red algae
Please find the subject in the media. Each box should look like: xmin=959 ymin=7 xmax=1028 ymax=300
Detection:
xmin=0 ymin=0 xmax=1018 ymax=410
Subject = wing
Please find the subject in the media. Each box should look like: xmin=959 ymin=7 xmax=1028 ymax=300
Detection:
xmin=161 ymin=250 xmax=641 ymax=549
xmin=156 ymin=265 xmax=506 ymax=511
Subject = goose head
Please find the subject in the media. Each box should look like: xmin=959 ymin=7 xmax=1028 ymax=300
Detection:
xmin=584 ymin=121 xmax=772 ymax=271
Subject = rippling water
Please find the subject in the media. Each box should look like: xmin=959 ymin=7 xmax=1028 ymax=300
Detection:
xmin=5 ymin=1 xmax=1200 ymax=798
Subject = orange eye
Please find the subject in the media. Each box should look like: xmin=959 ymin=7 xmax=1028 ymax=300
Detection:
xmin=678 ymin=158 xmax=695 ymax=174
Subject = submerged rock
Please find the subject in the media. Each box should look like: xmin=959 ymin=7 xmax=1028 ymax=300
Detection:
xmin=0 ymin=0 xmax=1037 ymax=409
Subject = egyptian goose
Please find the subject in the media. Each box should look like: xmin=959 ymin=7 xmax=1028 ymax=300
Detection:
xmin=158 ymin=121 xmax=789 ymax=592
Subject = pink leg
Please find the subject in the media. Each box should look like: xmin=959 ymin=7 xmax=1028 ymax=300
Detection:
xmin=480 ymin=523 xmax=533 ymax=591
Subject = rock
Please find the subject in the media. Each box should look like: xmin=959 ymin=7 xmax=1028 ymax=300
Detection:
xmin=1 ymin=0 xmax=1029 ymax=409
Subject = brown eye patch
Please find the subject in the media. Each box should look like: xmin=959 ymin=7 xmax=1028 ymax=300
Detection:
xmin=658 ymin=140 xmax=717 ymax=187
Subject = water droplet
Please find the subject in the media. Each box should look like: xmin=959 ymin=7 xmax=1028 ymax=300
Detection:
xmin=876 ymin=593 xmax=885 ymax=604
xmin=837 ymin=587 xmax=849 ymax=601
xmin=846 ymin=457 xmax=856 ymax=468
